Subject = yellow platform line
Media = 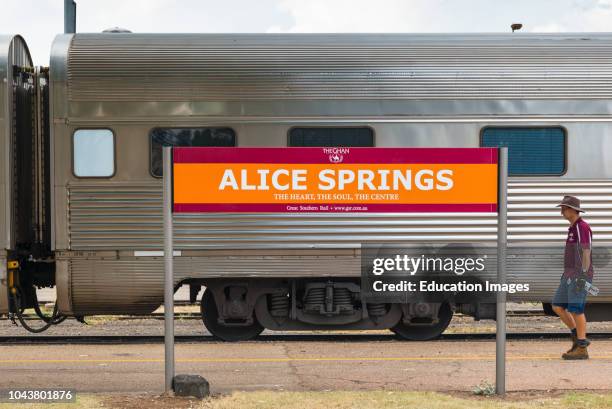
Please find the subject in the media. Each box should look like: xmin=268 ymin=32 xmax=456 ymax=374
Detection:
xmin=0 ymin=355 xmax=611 ymax=364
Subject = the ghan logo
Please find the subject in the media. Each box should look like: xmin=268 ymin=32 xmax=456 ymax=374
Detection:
xmin=172 ymin=147 xmax=499 ymax=213
xmin=329 ymin=153 xmax=343 ymax=163
xmin=323 ymin=147 xmax=349 ymax=163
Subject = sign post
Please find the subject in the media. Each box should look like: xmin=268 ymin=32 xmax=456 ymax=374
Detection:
xmin=496 ymin=147 xmax=508 ymax=395
xmin=163 ymin=147 xmax=211 ymax=398
xmin=163 ymin=146 xmax=174 ymax=393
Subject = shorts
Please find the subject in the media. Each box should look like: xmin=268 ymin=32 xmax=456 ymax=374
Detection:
xmin=552 ymin=276 xmax=590 ymax=314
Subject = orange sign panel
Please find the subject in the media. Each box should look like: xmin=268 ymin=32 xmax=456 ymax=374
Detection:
xmin=173 ymin=147 xmax=498 ymax=213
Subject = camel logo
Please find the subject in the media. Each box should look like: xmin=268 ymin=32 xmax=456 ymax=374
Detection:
xmin=322 ymin=147 xmax=349 ymax=163
xmin=329 ymin=153 xmax=343 ymax=163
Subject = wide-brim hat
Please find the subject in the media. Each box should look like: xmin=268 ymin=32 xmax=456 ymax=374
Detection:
xmin=556 ymin=195 xmax=585 ymax=213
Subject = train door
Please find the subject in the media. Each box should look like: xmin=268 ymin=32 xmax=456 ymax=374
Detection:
xmin=1 ymin=35 xmax=35 ymax=315
xmin=12 ymin=66 xmax=51 ymax=257
xmin=0 ymin=35 xmax=53 ymax=318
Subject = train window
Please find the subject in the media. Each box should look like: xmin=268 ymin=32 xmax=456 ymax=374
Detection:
xmin=73 ymin=129 xmax=115 ymax=177
xmin=288 ymin=127 xmax=374 ymax=147
xmin=150 ymin=127 xmax=236 ymax=177
xmin=480 ymin=127 xmax=566 ymax=176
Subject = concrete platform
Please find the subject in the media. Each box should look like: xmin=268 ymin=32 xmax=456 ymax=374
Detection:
xmin=0 ymin=339 xmax=611 ymax=394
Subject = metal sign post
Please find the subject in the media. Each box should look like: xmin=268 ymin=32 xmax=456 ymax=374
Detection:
xmin=496 ymin=147 xmax=508 ymax=395
xmin=162 ymin=147 xmax=210 ymax=398
xmin=163 ymin=146 xmax=175 ymax=393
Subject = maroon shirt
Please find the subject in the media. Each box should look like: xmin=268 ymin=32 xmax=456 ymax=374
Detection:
xmin=563 ymin=217 xmax=594 ymax=279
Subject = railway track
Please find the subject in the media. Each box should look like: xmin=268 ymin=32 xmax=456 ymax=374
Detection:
xmin=0 ymin=332 xmax=611 ymax=345
xmin=6 ymin=309 xmax=548 ymax=321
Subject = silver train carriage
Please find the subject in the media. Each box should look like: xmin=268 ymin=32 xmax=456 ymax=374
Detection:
xmin=1 ymin=33 xmax=612 ymax=340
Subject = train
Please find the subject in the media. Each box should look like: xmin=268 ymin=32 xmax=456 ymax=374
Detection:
xmin=1 ymin=32 xmax=611 ymax=340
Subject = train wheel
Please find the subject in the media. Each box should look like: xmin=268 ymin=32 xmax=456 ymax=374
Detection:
xmin=200 ymin=288 xmax=264 ymax=342
xmin=391 ymin=302 xmax=453 ymax=341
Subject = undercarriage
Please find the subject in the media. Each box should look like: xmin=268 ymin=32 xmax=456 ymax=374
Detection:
xmin=198 ymin=279 xmax=456 ymax=342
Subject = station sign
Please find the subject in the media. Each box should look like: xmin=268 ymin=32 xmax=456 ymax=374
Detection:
xmin=172 ymin=147 xmax=498 ymax=213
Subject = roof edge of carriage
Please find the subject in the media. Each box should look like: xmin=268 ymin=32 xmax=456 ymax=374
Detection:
xmin=47 ymin=32 xmax=612 ymax=118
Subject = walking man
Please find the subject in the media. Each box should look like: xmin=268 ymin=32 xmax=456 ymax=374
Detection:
xmin=552 ymin=195 xmax=594 ymax=359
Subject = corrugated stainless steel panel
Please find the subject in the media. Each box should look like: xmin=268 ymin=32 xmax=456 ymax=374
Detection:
xmin=66 ymin=254 xmax=363 ymax=314
xmin=65 ymin=246 xmax=612 ymax=314
xmin=63 ymin=100 xmax=612 ymax=121
xmin=507 ymin=181 xmax=612 ymax=241
xmin=67 ymin=179 xmax=612 ymax=250
xmin=66 ymin=33 xmax=612 ymax=102
xmin=68 ymin=257 xmax=164 ymax=314
xmin=506 ymin=246 xmax=612 ymax=302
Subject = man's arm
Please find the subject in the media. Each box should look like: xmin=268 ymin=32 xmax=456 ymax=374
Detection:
xmin=581 ymin=249 xmax=591 ymax=273
xmin=577 ymin=221 xmax=592 ymax=275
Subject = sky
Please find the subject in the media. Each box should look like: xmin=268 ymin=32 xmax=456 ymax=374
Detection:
xmin=1 ymin=0 xmax=612 ymax=65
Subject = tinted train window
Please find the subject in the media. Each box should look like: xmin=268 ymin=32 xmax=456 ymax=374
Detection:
xmin=150 ymin=128 xmax=236 ymax=177
xmin=481 ymin=127 xmax=566 ymax=176
xmin=73 ymin=129 xmax=115 ymax=177
xmin=288 ymin=127 xmax=374 ymax=147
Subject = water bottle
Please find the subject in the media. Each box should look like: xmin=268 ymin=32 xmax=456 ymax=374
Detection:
xmin=584 ymin=281 xmax=600 ymax=296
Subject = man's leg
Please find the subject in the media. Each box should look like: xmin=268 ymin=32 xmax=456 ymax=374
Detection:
xmin=552 ymin=305 xmax=576 ymax=330
xmin=552 ymin=278 xmax=578 ymax=355
xmin=571 ymin=312 xmax=587 ymax=340
xmin=568 ymin=278 xmax=589 ymax=343
xmin=563 ymin=311 xmax=589 ymax=359
xmin=562 ymin=286 xmax=590 ymax=360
